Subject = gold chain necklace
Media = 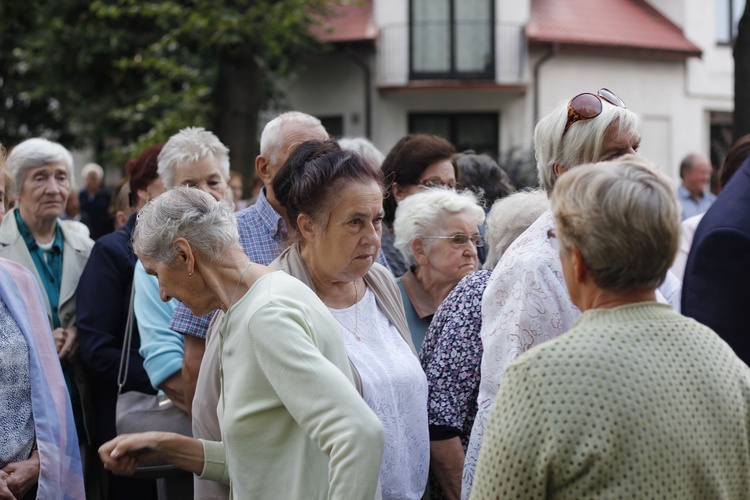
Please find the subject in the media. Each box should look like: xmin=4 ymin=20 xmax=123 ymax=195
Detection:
xmin=332 ymin=280 xmax=361 ymax=341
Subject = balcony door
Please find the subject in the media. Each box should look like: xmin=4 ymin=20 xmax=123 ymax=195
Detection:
xmin=410 ymin=0 xmax=494 ymax=79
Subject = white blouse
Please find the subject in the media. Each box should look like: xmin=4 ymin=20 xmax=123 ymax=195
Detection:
xmin=329 ymin=286 xmax=429 ymax=500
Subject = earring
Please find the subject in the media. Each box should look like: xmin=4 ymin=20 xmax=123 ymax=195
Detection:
xmin=188 ymin=272 xmax=193 ymax=277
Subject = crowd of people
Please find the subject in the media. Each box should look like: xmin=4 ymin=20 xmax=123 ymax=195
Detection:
xmin=1 ymin=88 xmax=749 ymax=500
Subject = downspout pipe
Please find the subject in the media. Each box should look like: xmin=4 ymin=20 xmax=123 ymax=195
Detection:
xmin=346 ymin=45 xmax=373 ymax=139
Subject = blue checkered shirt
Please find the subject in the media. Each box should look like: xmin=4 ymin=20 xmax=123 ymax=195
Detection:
xmin=169 ymin=190 xmax=287 ymax=338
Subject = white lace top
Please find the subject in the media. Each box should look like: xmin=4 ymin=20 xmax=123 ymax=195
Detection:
xmin=329 ymin=286 xmax=429 ymax=500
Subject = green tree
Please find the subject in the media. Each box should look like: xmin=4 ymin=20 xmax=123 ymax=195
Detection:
xmin=1 ymin=0 xmax=334 ymax=182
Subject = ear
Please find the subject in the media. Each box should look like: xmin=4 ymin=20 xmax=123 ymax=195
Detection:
xmin=392 ymin=182 xmax=410 ymax=203
xmin=571 ymin=247 xmax=587 ymax=285
xmin=297 ymin=213 xmax=315 ymax=242
xmin=553 ymin=163 xmax=569 ymax=178
xmin=115 ymin=211 xmax=128 ymax=229
xmin=173 ymin=237 xmax=196 ymax=274
xmin=255 ymin=155 xmax=273 ymax=186
xmin=411 ymin=238 xmax=429 ymax=266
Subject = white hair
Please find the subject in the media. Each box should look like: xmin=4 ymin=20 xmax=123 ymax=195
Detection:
xmin=259 ymin=112 xmax=325 ymax=165
xmin=393 ymin=188 xmax=485 ymax=267
xmin=133 ymin=186 xmax=239 ymax=264
xmin=534 ymin=96 xmax=640 ymax=195
xmin=339 ymin=137 xmax=385 ymax=169
xmin=158 ymin=127 xmax=230 ymax=188
xmin=483 ymin=189 xmax=550 ymax=270
xmin=7 ymin=138 xmax=75 ymax=194
xmin=81 ymin=163 xmax=104 ymax=180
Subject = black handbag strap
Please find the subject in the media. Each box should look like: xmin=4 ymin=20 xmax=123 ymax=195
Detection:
xmin=117 ymin=277 xmax=136 ymax=395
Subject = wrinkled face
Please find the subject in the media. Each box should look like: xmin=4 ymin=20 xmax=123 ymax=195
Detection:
xmin=683 ymin=156 xmax=712 ymax=195
xmin=85 ymin=171 xmax=101 ymax=191
xmin=172 ymin=156 xmax=228 ymax=201
xmin=597 ymin=124 xmax=641 ymax=162
xmin=19 ymin=162 xmax=70 ymax=224
xmin=394 ymin=159 xmax=457 ymax=202
xmin=417 ymin=210 xmax=480 ymax=285
xmin=139 ymin=253 xmax=215 ymax=317
xmin=306 ymin=180 xmax=384 ymax=283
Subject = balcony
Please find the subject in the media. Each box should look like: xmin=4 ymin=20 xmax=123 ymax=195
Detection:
xmin=377 ymin=21 xmax=526 ymax=88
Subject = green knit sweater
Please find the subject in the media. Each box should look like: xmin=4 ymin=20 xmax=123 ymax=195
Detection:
xmin=471 ymin=302 xmax=750 ymax=499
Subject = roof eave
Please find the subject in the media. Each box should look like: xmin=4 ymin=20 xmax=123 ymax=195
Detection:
xmin=528 ymin=40 xmax=702 ymax=60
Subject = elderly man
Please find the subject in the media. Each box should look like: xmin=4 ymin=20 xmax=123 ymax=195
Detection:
xmin=78 ymin=162 xmax=112 ymax=239
xmin=461 ymin=89 xmax=682 ymax=499
xmin=677 ymin=153 xmax=716 ymax=220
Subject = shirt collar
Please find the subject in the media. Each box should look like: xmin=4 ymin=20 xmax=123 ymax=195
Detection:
xmin=15 ymin=210 xmax=63 ymax=252
xmin=255 ymin=189 xmax=287 ymax=240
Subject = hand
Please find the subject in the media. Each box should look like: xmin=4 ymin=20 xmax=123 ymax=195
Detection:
xmin=0 ymin=472 xmax=16 ymax=500
xmin=99 ymin=433 xmax=163 ymax=476
xmin=1 ymin=450 xmax=38 ymax=499
xmin=158 ymin=371 xmax=188 ymax=415
xmin=52 ymin=327 xmax=78 ymax=361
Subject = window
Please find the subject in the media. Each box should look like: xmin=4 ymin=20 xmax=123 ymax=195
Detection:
xmin=410 ymin=0 xmax=494 ymax=79
xmin=408 ymin=113 xmax=499 ymax=157
xmin=318 ymin=116 xmax=343 ymax=138
xmin=717 ymin=0 xmax=747 ymax=44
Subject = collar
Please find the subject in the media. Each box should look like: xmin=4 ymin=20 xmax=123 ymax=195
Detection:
xmin=15 ymin=210 xmax=63 ymax=252
xmin=678 ymin=185 xmax=705 ymax=201
xmin=255 ymin=189 xmax=287 ymax=239
xmin=402 ymin=267 xmax=439 ymax=318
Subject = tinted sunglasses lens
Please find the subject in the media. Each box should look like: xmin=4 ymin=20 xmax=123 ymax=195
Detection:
xmin=598 ymin=88 xmax=625 ymax=108
xmin=570 ymin=93 xmax=603 ymax=118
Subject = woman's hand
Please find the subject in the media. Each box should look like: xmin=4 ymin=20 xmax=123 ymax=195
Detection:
xmin=52 ymin=327 xmax=78 ymax=361
xmin=1 ymin=450 xmax=39 ymax=499
xmin=99 ymin=432 xmax=205 ymax=476
xmin=0 ymin=472 xmax=16 ymax=500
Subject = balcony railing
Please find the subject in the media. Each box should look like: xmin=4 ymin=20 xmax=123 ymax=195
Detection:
xmin=377 ymin=21 xmax=526 ymax=86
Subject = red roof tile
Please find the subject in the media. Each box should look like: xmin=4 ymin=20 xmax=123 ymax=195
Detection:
xmin=527 ymin=0 xmax=701 ymax=58
xmin=312 ymin=0 xmax=377 ymax=44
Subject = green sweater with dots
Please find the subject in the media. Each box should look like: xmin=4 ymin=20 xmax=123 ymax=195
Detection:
xmin=471 ymin=302 xmax=750 ymax=499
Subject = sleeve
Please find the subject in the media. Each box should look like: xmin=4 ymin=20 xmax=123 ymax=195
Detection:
xmin=76 ymin=242 xmax=153 ymax=393
xmin=169 ymin=302 xmax=213 ymax=339
xmin=133 ymin=260 xmax=184 ymax=389
xmin=470 ymin=362 xmax=550 ymax=499
xmin=421 ymin=276 xmax=484 ymax=438
xmin=197 ymin=439 xmax=230 ymax=484
xmin=682 ymin=227 xmax=750 ymax=358
xmin=246 ymin=301 xmax=385 ymax=500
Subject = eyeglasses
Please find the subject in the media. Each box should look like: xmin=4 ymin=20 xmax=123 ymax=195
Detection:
xmin=412 ymin=179 xmax=458 ymax=189
xmin=424 ymin=233 xmax=485 ymax=248
xmin=546 ymin=229 xmax=559 ymax=251
xmin=563 ymin=88 xmax=626 ymax=137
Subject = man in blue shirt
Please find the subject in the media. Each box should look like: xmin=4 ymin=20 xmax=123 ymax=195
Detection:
xmin=677 ymin=153 xmax=716 ymax=220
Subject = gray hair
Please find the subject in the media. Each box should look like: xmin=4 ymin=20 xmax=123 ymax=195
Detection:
xmin=133 ymin=186 xmax=239 ymax=265
xmin=551 ymin=155 xmax=680 ymax=290
xmin=393 ymin=188 xmax=485 ymax=267
xmin=260 ymin=112 xmax=325 ymax=166
xmin=81 ymin=163 xmax=104 ymax=180
xmin=483 ymin=189 xmax=550 ymax=270
xmin=7 ymin=138 xmax=75 ymax=194
xmin=535 ymin=97 xmax=640 ymax=196
xmin=158 ymin=127 xmax=230 ymax=188
xmin=339 ymin=137 xmax=385 ymax=169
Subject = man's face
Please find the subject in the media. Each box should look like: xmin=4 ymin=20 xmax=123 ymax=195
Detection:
xmin=85 ymin=171 xmax=101 ymax=191
xmin=683 ymin=156 xmax=712 ymax=196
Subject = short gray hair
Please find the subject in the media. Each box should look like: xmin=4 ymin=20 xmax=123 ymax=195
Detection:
xmin=158 ymin=127 xmax=230 ymax=188
xmin=393 ymin=188 xmax=485 ymax=267
xmin=551 ymin=155 xmax=680 ymax=290
xmin=339 ymin=137 xmax=385 ymax=169
xmin=81 ymin=163 xmax=104 ymax=180
xmin=7 ymin=138 xmax=75 ymax=194
xmin=483 ymin=189 xmax=550 ymax=270
xmin=134 ymin=186 xmax=239 ymax=265
xmin=535 ymin=97 xmax=640 ymax=195
xmin=259 ymin=112 xmax=325 ymax=165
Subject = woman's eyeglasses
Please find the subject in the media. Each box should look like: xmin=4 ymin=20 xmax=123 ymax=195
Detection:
xmin=424 ymin=233 xmax=485 ymax=248
xmin=563 ymin=88 xmax=626 ymax=137
xmin=411 ymin=179 xmax=458 ymax=189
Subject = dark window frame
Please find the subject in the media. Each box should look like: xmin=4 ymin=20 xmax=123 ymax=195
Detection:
xmin=717 ymin=0 xmax=747 ymax=45
xmin=408 ymin=112 xmax=500 ymax=158
xmin=409 ymin=0 xmax=495 ymax=80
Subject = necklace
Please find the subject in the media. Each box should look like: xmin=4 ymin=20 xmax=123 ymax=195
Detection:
xmin=228 ymin=261 xmax=252 ymax=309
xmin=331 ymin=280 xmax=361 ymax=341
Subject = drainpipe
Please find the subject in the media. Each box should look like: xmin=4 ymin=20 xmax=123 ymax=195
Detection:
xmin=346 ymin=45 xmax=373 ymax=139
xmin=533 ymin=43 xmax=558 ymax=125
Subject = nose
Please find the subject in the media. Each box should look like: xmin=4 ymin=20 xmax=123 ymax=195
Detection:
xmin=44 ymin=177 xmax=61 ymax=194
xmin=159 ymin=288 xmax=171 ymax=303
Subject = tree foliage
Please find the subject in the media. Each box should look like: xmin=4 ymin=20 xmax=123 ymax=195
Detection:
xmin=0 ymin=0 xmax=335 ymax=178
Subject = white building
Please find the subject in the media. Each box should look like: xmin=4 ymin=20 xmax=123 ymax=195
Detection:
xmin=282 ymin=0 xmax=744 ymax=183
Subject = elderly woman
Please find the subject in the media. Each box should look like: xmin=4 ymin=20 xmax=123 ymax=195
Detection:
xmin=463 ymin=89 xmax=679 ymax=497
xmin=77 ymin=144 xmax=165 ymax=500
xmin=272 ymin=139 xmax=429 ymax=500
xmin=471 ymin=157 xmax=750 ymax=498
xmin=381 ymin=134 xmax=458 ymax=277
xmin=392 ymin=188 xmax=484 ymax=350
xmin=99 ymin=187 xmax=384 ymax=499
xmin=419 ymin=190 xmax=549 ymax=500
xmin=0 ymin=138 xmax=94 ymax=467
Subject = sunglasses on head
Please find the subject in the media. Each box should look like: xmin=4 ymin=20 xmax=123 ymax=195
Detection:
xmin=563 ymin=88 xmax=626 ymax=137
